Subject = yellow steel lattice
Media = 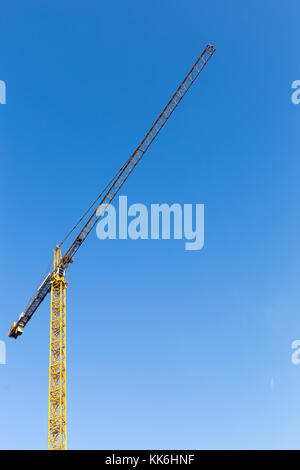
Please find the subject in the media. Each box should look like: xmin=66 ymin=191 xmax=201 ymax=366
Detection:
xmin=48 ymin=246 xmax=67 ymax=450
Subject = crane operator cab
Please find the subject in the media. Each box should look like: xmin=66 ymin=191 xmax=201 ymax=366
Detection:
xmin=55 ymin=266 xmax=65 ymax=278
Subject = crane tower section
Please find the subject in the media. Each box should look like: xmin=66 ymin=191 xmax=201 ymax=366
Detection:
xmin=48 ymin=246 xmax=67 ymax=450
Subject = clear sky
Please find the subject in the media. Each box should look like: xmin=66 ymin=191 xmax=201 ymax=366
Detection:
xmin=0 ymin=0 xmax=300 ymax=450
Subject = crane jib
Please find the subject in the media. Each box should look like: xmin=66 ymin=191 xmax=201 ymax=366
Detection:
xmin=8 ymin=44 xmax=216 ymax=339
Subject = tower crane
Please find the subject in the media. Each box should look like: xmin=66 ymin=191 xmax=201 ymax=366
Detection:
xmin=8 ymin=44 xmax=216 ymax=450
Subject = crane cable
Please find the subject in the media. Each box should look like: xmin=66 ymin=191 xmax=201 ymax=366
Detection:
xmin=58 ymin=156 xmax=131 ymax=248
xmin=58 ymin=125 xmax=151 ymax=249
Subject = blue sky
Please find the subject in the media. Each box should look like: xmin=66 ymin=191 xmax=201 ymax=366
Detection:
xmin=0 ymin=0 xmax=300 ymax=450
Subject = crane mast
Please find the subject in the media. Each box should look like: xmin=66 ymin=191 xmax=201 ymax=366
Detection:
xmin=8 ymin=44 xmax=216 ymax=450
xmin=48 ymin=246 xmax=67 ymax=449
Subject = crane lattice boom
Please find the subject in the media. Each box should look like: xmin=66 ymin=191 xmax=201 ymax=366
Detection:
xmin=8 ymin=44 xmax=215 ymax=339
